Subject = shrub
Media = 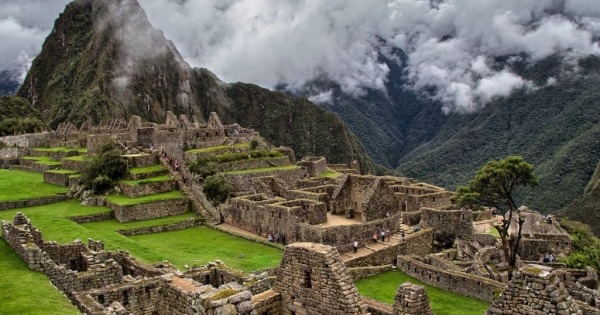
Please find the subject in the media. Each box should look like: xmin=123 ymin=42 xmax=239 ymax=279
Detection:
xmin=202 ymin=175 xmax=233 ymax=205
xmin=558 ymin=218 xmax=600 ymax=271
xmin=81 ymin=139 xmax=128 ymax=193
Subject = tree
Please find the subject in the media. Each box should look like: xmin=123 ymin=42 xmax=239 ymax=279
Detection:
xmin=453 ymin=156 xmax=538 ymax=280
xmin=81 ymin=140 xmax=128 ymax=193
xmin=202 ymin=175 xmax=233 ymax=205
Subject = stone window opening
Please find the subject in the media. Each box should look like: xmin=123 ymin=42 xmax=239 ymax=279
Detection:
xmin=146 ymin=286 xmax=151 ymax=298
xmin=123 ymin=290 xmax=129 ymax=306
xmin=98 ymin=294 xmax=105 ymax=305
xmin=279 ymin=212 xmax=282 ymax=219
xmin=205 ymin=275 xmax=210 ymax=284
xmin=304 ymin=270 xmax=312 ymax=288
xmin=433 ymin=197 xmax=436 ymax=202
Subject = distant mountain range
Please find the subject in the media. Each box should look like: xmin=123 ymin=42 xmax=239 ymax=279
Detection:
xmin=0 ymin=71 xmax=20 ymax=96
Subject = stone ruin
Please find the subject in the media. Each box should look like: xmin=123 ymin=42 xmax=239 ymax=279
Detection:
xmin=1 ymin=111 xmax=599 ymax=314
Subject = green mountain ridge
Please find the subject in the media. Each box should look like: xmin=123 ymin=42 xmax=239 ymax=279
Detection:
xmin=562 ymin=161 xmax=600 ymax=236
xmin=15 ymin=0 xmax=376 ymax=173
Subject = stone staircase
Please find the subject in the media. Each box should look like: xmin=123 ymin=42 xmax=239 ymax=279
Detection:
xmin=160 ymin=158 xmax=220 ymax=226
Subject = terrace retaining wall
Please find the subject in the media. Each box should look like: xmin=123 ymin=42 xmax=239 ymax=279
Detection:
xmin=119 ymin=179 xmax=178 ymax=198
xmin=110 ymin=198 xmax=190 ymax=222
xmin=0 ymin=195 xmax=68 ymax=211
xmin=117 ymin=218 xmax=202 ymax=236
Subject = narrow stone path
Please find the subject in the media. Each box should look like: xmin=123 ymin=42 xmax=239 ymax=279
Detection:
xmin=160 ymin=157 xmax=220 ymax=226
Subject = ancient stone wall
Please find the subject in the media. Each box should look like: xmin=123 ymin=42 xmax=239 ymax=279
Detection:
xmin=406 ymin=191 xmax=452 ymax=211
xmin=402 ymin=211 xmax=421 ymax=226
xmin=69 ymin=212 xmax=115 ymax=224
xmin=123 ymin=153 xmax=158 ymax=168
xmin=117 ymin=218 xmax=202 ymax=236
xmin=393 ymin=282 xmax=433 ymax=315
xmin=74 ymin=278 xmax=162 ymax=315
xmin=0 ymin=195 xmax=67 ymax=211
xmin=297 ymin=156 xmax=327 ymax=177
xmin=110 ymin=198 xmax=189 ymax=222
xmin=119 ymin=179 xmax=177 ymax=198
xmin=348 ymin=265 xmax=395 ymax=281
xmin=486 ymin=270 xmax=582 ymax=315
xmin=420 ymin=208 xmax=473 ymax=238
xmin=222 ymin=167 xmax=305 ymax=191
xmin=397 ymin=255 xmax=504 ymax=302
xmin=61 ymin=157 xmax=89 ymax=172
xmin=519 ymin=235 xmax=572 ymax=261
xmin=274 ymin=243 xmax=369 ymax=315
xmin=252 ymin=290 xmax=283 ymax=315
xmin=43 ymin=171 xmax=73 ymax=186
xmin=0 ymin=133 xmax=52 ymax=148
xmin=210 ymin=156 xmax=291 ymax=173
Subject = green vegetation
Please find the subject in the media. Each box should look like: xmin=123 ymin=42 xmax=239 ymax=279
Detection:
xmin=129 ymin=227 xmax=282 ymax=272
xmin=129 ymin=165 xmax=166 ymax=174
xmin=80 ymin=140 xmax=127 ymax=193
xmin=562 ymin=160 xmax=600 ymax=237
xmin=202 ymin=175 xmax=234 ymax=205
xmin=220 ymin=165 xmax=301 ymax=175
xmin=0 ymin=96 xmax=46 ymax=136
xmin=317 ymin=169 xmax=341 ymax=178
xmin=0 ymin=169 xmax=67 ymax=201
xmin=0 ymin=200 xmax=281 ymax=272
xmin=558 ymin=218 xmax=600 ymax=271
xmin=105 ymin=191 xmax=184 ymax=206
xmin=119 ymin=175 xmax=172 ymax=186
xmin=45 ymin=169 xmax=79 ymax=175
xmin=453 ymin=156 xmax=538 ymax=280
xmin=0 ymin=240 xmax=79 ymax=315
xmin=62 ymin=155 xmax=87 ymax=161
xmin=22 ymin=156 xmax=61 ymax=165
xmin=355 ymin=270 xmax=489 ymax=315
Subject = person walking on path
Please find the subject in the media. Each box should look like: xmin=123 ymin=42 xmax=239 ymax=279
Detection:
xmin=380 ymin=230 xmax=385 ymax=242
xmin=372 ymin=232 xmax=378 ymax=243
xmin=353 ymin=240 xmax=358 ymax=253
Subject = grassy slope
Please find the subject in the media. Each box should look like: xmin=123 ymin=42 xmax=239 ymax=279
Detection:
xmin=356 ymin=270 xmax=489 ymax=315
xmin=0 ymin=240 xmax=79 ymax=315
xmin=0 ymin=169 xmax=67 ymax=201
xmin=0 ymin=200 xmax=281 ymax=272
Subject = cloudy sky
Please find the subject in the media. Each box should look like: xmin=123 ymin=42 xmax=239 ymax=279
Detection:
xmin=2 ymin=0 xmax=600 ymax=112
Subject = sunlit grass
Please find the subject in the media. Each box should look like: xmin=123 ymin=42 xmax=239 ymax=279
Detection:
xmin=0 ymin=169 xmax=67 ymax=201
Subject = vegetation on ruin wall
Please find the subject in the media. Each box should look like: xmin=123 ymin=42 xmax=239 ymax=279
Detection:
xmin=129 ymin=165 xmax=166 ymax=174
xmin=562 ymin=160 xmax=600 ymax=237
xmin=119 ymin=175 xmax=172 ymax=186
xmin=0 ymin=200 xmax=281 ymax=272
xmin=80 ymin=140 xmax=128 ymax=193
xmin=0 ymin=169 xmax=67 ymax=201
xmin=0 ymin=96 xmax=46 ymax=136
xmin=356 ymin=270 xmax=489 ymax=315
xmin=202 ymin=175 xmax=234 ymax=205
xmin=0 ymin=240 xmax=79 ymax=315
xmin=558 ymin=218 xmax=600 ymax=271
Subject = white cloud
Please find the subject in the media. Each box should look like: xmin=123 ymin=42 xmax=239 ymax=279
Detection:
xmin=2 ymin=0 xmax=600 ymax=111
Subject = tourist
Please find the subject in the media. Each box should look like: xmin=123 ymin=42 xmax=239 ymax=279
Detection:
xmin=268 ymin=232 xmax=274 ymax=242
xmin=385 ymin=210 xmax=390 ymax=218
xmin=550 ymin=254 xmax=556 ymax=262
xmin=353 ymin=240 xmax=358 ymax=253
xmin=543 ymin=253 xmax=550 ymax=263
xmin=386 ymin=229 xmax=390 ymax=242
xmin=275 ymin=231 xmax=280 ymax=243
xmin=380 ymin=230 xmax=385 ymax=242
xmin=372 ymin=232 xmax=378 ymax=243
xmin=401 ymin=231 xmax=405 ymax=242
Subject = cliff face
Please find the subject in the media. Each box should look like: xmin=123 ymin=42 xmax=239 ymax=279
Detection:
xmin=562 ymin=161 xmax=600 ymax=236
xmin=17 ymin=0 xmax=375 ymax=172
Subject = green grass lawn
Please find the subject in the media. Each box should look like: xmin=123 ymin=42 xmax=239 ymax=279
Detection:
xmin=129 ymin=165 xmax=166 ymax=174
xmin=21 ymin=156 xmax=62 ymax=165
xmin=45 ymin=169 xmax=79 ymax=175
xmin=119 ymin=175 xmax=172 ymax=185
xmin=105 ymin=191 xmax=184 ymax=205
xmin=0 ymin=169 xmax=67 ymax=201
xmin=317 ymin=169 xmax=341 ymax=178
xmin=0 ymin=240 xmax=79 ymax=315
xmin=221 ymin=165 xmax=301 ymax=175
xmin=129 ymin=227 xmax=282 ymax=272
xmin=0 ymin=200 xmax=281 ymax=272
xmin=355 ymin=270 xmax=490 ymax=315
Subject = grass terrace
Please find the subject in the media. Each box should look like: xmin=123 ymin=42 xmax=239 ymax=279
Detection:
xmin=62 ymin=155 xmax=87 ymax=162
xmin=32 ymin=147 xmax=87 ymax=154
xmin=186 ymin=142 xmax=250 ymax=153
xmin=0 ymin=169 xmax=67 ymax=201
xmin=119 ymin=175 xmax=172 ymax=185
xmin=0 ymin=200 xmax=281 ymax=271
xmin=45 ymin=169 xmax=79 ymax=175
xmin=129 ymin=165 xmax=166 ymax=174
xmin=105 ymin=190 xmax=185 ymax=206
xmin=356 ymin=270 xmax=490 ymax=315
xmin=220 ymin=165 xmax=301 ymax=175
xmin=317 ymin=169 xmax=341 ymax=178
xmin=0 ymin=240 xmax=79 ymax=315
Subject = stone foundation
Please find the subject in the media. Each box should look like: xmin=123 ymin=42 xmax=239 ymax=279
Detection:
xmin=110 ymin=198 xmax=190 ymax=222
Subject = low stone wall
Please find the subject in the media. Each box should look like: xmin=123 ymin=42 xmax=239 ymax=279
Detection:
xmin=0 ymin=147 xmax=28 ymax=158
xmin=0 ymin=195 xmax=67 ymax=211
xmin=9 ymin=165 xmax=32 ymax=172
xmin=211 ymin=156 xmax=291 ymax=173
xmin=61 ymin=158 xmax=89 ymax=172
xmin=70 ymin=212 xmax=114 ymax=224
xmin=123 ymin=153 xmax=157 ymax=168
xmin=117 ymin=218 xmax=202 ymax=236
xmin=222 ymin=167 xmax=305 ymax=191
xmin=420 ymin=208 xmax=473 ymax=238
xmin=127 ymin=168 xmax=168 ymax=180
xmin=397 ymin=255 xmax=504 ymax=302
xmin=317 ymin=214 xmax=401 ymax=253
xmin=110 ymin=198 xmax=190 ymax=222
xmin=44 ymin=171 xmax=73 ymax=186
xmin=348 ymin=265 xmax=394 ymax=281
xmin=0 ymin=132 xmax=52 ymax=148
xmin=402 ymin=211 xmax=421 ymax=225
xmin=253 ymin=290 xmax=283 ymax=315
xmin=48 ymin=150 xmax=79 ymax=161
xmin=119 ymin=179 xmax=177 ymax=198
xmin=32 ymin=162 xmax=60 ymax=173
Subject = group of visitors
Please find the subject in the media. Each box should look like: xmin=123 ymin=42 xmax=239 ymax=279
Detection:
xmin=267 ymin=231 xmax=286 ymax=245
xmin=371 ymin=227 xmax=391 ymax=243
xmin=546 ymin=215 xmax=554 ymax=224
xmin=543 ymin=253 xmax=556 ymax=263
